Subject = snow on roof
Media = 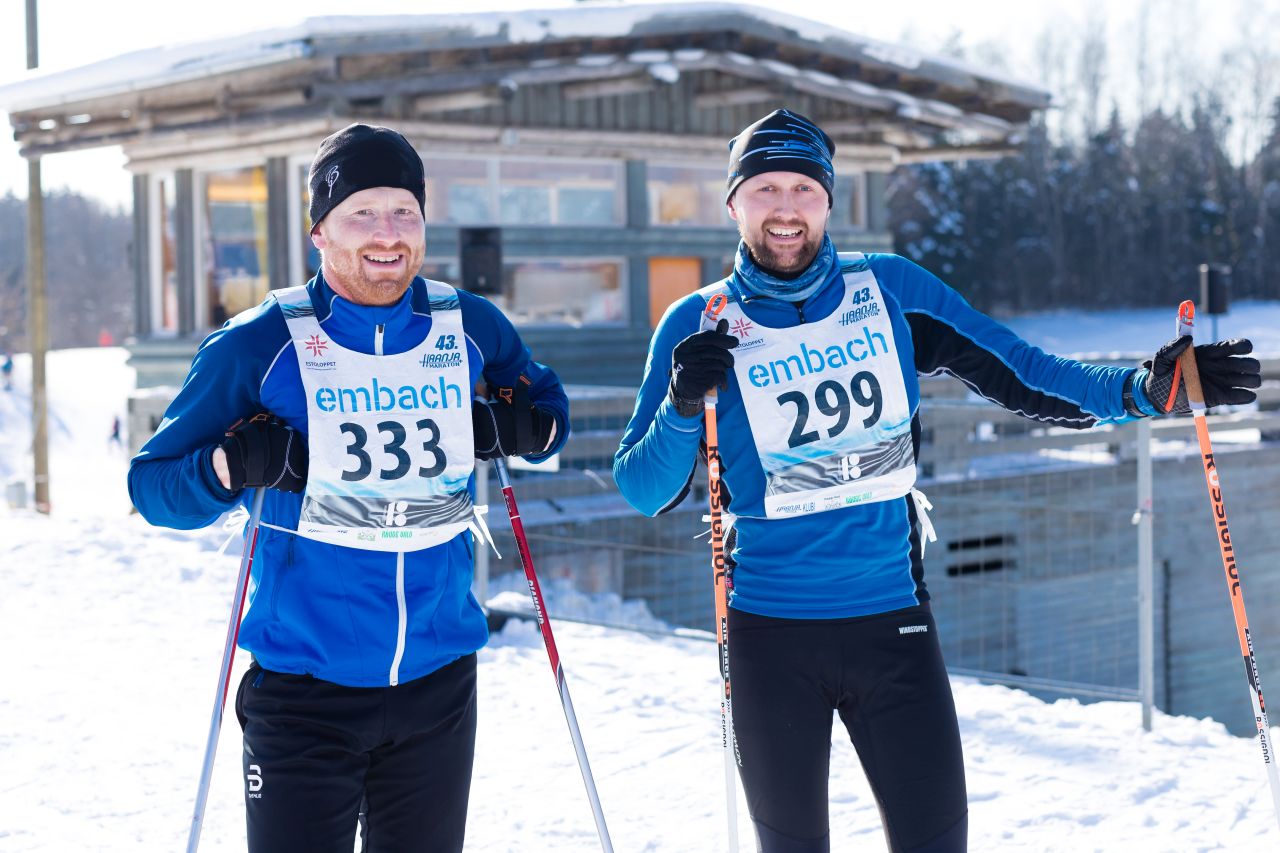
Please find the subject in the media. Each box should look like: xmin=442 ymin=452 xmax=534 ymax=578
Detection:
xmin=0 ymin=3 xmax=1050 ymax=115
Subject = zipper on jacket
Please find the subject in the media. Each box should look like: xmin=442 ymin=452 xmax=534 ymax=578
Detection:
xmin=389 ymin=551 xmax=407 ymax=686
xmin=375 ymin=323 xmax=385 ymax=356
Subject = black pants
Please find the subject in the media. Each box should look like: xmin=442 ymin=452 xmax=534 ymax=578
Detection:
xmin=729 ymin=605 xmax=967 ymax=853
xmin=235 ymin=654 xmax=478 ymax=853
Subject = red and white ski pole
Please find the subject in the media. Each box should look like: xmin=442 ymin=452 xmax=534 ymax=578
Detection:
xmin=1174 ymin=300 xmax=1280 ymax=830
xmin=491 ymin=455 xmax=614 ymax=852
xmin=702 ymin=293 xmax=741 ymax=853
xmin=187 ymin=487 xmax=266 ymax=853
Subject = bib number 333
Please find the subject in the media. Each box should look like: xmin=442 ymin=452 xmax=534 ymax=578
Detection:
xmin=339 ymin=419 xmax=445 ymax=481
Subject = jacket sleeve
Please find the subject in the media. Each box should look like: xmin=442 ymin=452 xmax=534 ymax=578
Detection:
xmin=127 ymin=320 xmax=277 ymax=528
xmin=871 ymin=255 xmax=1138 ymax=428
xmin=459 ymin=291 xmax=570 ymax=460
xmin=612 ymin=296 xmax=707 ymax=517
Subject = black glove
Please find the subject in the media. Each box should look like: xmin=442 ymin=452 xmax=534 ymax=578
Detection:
xmin=472 ymin=381 xmax=557 ymax=460
xmin=668 ymin=319 xmax=739 ymax=417
xmin=1142 ymin=336 xmax=1260 ymax=414
xmin=218 ymin=414 xmax=308 ymax=493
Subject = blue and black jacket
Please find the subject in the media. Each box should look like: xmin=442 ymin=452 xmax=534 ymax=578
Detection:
xmin=614 ymin=253 xmax=1145 ymax=620
xmin=129 ymin=273 xmax=569 ymax=687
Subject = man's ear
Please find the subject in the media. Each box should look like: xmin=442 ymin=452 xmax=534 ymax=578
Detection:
xmin=726 ymin=197 xmax=739 ymax=223
xmin=310 ymin=223 xmax=326 ymax=250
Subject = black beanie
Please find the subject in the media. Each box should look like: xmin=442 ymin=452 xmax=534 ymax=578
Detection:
xmin=725 ymin=109 xmax=836 ymax=205
xmin=308 ymin=124 xmax=426 ymax=228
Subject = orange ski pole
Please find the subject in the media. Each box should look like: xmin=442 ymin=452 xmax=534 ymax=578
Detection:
xmin=1176 ymin=299 xmax=1280 ymax=830
xmin=702 ymin=292 xmax=740 ymax=852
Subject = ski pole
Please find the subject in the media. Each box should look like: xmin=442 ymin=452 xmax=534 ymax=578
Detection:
xmin=187 ymin=487 xmax=266 ymax=853
xmin=1175 ymin=299 xmax=1280 ymax=831
xmin=491 ymin=455 xmax=614 ymax=853
xmin=702 ymin=293 xmax=740 ymax=853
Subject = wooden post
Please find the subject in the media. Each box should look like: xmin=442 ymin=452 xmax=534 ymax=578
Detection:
xmin=26 ymin=0 xmax=50 ymax=514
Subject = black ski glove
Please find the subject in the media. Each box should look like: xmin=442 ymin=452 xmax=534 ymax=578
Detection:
xmin=1142 ymin=336 xmax=1260 ymax=414
xmin=669 ymin=319 xmax=739 ymax=418
xmin=219 ymin=413 xmax=308 ymax=493
xmin=472 ymin=380 xmax=557 ymax=460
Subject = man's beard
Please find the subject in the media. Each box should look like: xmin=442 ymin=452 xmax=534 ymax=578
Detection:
xmin=322 ymin=243 xmax=420 ymax=305
xmin=740 ymin=223 xmax=824 ymax=279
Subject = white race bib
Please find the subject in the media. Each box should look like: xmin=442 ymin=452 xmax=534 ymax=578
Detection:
xmin=703 ymin=253 xmax=915 ymax=518
xmin=277 ymin=283 xmax=475 ymax=551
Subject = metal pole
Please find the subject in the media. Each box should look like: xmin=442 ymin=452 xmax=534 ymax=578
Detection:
xmin=25 ymin=0 xmax=50 ymax=515
xmin=1136 ymin=418 xmax=1155 ymax=731
xmin=187 ymin=489 xmax=267 ymax=853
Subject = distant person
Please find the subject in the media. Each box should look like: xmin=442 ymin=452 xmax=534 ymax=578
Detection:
xmin=109 ymin=415 xmax=122 ymax=447
xmin=2 ymin=353 xmax=12 ymax=391
xmin=614 ymin=108 xmax=1262 ymax=852
xmin=128 ymin=124 xmax=569 ymax=852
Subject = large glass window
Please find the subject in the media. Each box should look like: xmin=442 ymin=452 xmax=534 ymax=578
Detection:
xmin=422 ymin=258 xmax=625 ymax=326
xmin=419 ymin=157 xmax=623 ymax=226
xmin=202 ymin=166 xmax=269 ymax=327
xmin=498 ymin=160 xmax=621 ymax=226
xmin=425 ymin=158 xmax=491 ymax=224
xmin=503 ymin=259 xmax=623 ymax=325
xmin=648 ymin=164 xmax=732 ymax=227
xmin=152 ymin=176 xmax=179 ymax=334
xmin=829 ymin=174 xmax=865 ymax=229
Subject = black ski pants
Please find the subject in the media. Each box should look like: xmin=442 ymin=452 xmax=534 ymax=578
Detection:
xmin=234 ymin=653 xmax=477 ymax=853
xmin=729 ymin=604 xmax=967 ymax=853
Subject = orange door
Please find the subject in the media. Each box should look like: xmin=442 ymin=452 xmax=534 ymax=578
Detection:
xmin=648 ymin=257 xmax=702 ymax=328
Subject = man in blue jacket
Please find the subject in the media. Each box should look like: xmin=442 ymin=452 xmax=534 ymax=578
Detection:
xmin=130 ymin=124 xmax=569 ymax=852
xmin=614 ymin=109 xmax=1260 ymax=853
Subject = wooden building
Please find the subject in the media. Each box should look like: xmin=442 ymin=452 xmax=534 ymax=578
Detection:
xmin=0 ymin=3 xmax=1049 ymax=387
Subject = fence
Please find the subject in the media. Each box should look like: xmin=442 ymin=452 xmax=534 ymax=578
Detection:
xmin=476 ymin=359 xmax=1280 ymax=734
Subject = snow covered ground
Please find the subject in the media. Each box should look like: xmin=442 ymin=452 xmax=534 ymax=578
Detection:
xmin=3 ymin=326 xmax=1280 ymax=851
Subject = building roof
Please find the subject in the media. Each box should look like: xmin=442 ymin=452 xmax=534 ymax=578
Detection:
xmin=0 ymin=3 xmax=1051 ymax=166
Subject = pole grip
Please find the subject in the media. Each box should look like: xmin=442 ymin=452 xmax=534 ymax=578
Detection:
xmin=1177 ymin=348 xmax=1206 ymax=407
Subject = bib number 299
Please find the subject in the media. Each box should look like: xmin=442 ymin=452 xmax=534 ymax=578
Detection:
xmin=339 ymin=420 xmax=445 ymax=481
xmin=776 ymin=372 xmax=882 ymax=448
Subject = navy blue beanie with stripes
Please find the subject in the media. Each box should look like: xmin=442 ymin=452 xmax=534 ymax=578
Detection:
xmin=725 ymin=109 xmax=835 ymax=206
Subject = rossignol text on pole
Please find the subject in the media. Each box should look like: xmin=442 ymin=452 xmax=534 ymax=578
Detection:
xmin=187 ymin=487 xmax=266 ymax=853
xmin=1175 ymin=299 xmax=1280 ymax=831
xmin=491 ymin=454 xmax=615 ymax=853
xmin=702 ymin=293 xmax=741 ymax=853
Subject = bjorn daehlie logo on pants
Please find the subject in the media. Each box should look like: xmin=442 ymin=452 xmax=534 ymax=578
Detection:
xmin=247 ymin=764 xmax=263 ymax=798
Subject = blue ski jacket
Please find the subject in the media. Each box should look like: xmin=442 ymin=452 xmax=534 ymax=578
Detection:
xmin=614 ymin=253 xmax=1148 ymax=620
xmin=129 ymin=273 xmax=569 ymax=687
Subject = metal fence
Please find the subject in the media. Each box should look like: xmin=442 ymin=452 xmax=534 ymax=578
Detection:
xmin=475 ymin=361 xmax=1280 ymax=733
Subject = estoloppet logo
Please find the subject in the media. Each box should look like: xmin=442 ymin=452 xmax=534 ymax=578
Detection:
xmin=247 ymin=764 xmax=263 ymax=798
xmin=730 ymin=318 xmax=754 ymax=339
xmin=304 ymin=335 xmax=329 ymax=357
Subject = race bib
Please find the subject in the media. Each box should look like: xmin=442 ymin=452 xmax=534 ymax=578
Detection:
xmin=703 ymin=254 xmax=915 ymax=518
xmin=276 ymin=283 xmax=476 ymax=551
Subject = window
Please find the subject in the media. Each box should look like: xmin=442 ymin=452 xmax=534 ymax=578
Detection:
xmin=419 ymin=157 xmax=624 ymax=226
xmin=498 ymin=160 xmax=622 ymax=226
xmin=202 ymin=166 xmax=269 ymax=327
xmin=426 ymin=158 xmax=491 ymax=224
xmin=829 ymin=174 xmax=866 ymax=229
xmin=422 ymin=258 xmax=626 ymax=326
xmin=648 ymin=164 xmax=732 ymax=227
xmin=151 ymin=175 xmax=179 ymax=334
